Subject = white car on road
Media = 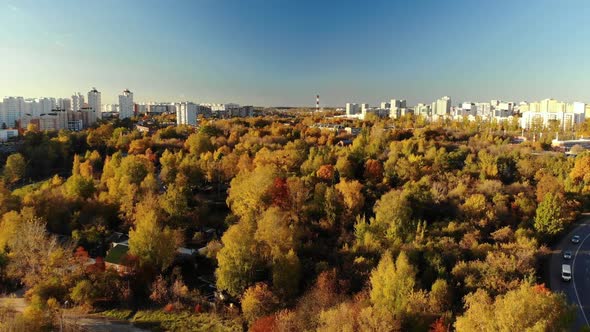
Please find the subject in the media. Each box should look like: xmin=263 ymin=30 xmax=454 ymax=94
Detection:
xmin=562 ymin=264 xmax=572 ymax=281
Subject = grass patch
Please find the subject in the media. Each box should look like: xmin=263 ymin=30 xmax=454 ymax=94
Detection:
xmin=99 ymin=308 xmax=134 ymax=320
xmin=12 ymin=180 xmax=46 ymax=197
xmin=0 ymin=306 xmax=30 ymax=331
xmin=131 ymin=310 xmax=242 ymax=332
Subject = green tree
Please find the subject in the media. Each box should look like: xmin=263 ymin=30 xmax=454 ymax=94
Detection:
xmin=455 ymin=283 xmax=573 ymax=332
xmin=160 ymin=182 xmax=190 ymax=220
xmin=272 ymin=249 xmax=301 ymax=299
xmin=3 ymin=153 xmax=26 ymax=184
xmin=570 ymin=154 xmax=590 ymax=193
xmin=70 ymin=279 xmax=97 ymax=307
xmin=461 ymin=194 xmax=487 ymax=220
xmin=497 ymin=156 xmax=518 ymax=184
xmin=478 ymin=150 xmax=498 ymax=179
xmin=64 ymin=175 xmax=95 ymax=199
xmin=335 ymin=155 xmax=355 ymax=179
xmin=241 ymin=283 xmax=279 ymax=323
xmin=128 ymin=203 xmax=180 ymax=271
xmin=535 ymin=172 xmax=564 ymax=202
xmin=185 ymin=132 xmax=214 ymax=156
xmin=0 ymin=183 xmax=18 ymax=222
xmin=226 ymin=165 xmax=278 ymax=221
xmin=159 ymin=149 xmax=180 ymax=185
xmin=255 ymin=207 xmax=297 ymax=259
xmin=335 ymin=179 xmax=364 ymax=216
xmin=375 ymin=191 xmax=414 ymax=242
xmin=216 ymin=220 xmax=261 ymax=297
xmin=429 ymin=279 xmax=451 ymax=313
xmin=317 ymin=301 xmax=361 ymax=332
xmin=118 ymin=155 xmax=153 ymax=185
xmin=324 ymin=186 xmax=340 ymax=228
xmin=534 ymin=192 xmax=564 ymax=236
xmin=356 ymin=190 xmax=414 ymax=249
xmin=4 ymin=211 xmax=74 ymax=289
xmin=369 ymin=251 xmax=416 ymax=317
xmin=0 ymin=211 xmax=21 ymax=252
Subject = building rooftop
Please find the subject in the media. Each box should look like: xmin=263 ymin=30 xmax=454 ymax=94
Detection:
xmin=104 ymin=244 xmax=129 ymax=265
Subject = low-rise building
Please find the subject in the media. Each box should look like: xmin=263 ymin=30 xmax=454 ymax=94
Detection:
xmin=104 ymin=244 xmax=133 ymax=274
xmin=551 ymin=138 xmax=590 ymax=152
xmin=0 ymin=129 xmax=18 ymax=141
xmin=520 ymin=99 xmax=585 ymax=130
xmin=344 ymin=127 xmax=361 ymax=136
xmin=203 ymin=103 xmax=252 ymax=118
xmin=147 ymin=103 xmax=176 ymax=114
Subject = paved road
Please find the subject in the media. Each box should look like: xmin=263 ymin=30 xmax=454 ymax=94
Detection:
xmin=549 ymin=214 xmax=590 ymax=331
xmin=62 ymin=313 xmax=149 ymax=332
xmin=0 ymin=291 xmax=26 ymax=313
xmin=0 ymin=290 xmax=147 ymax=332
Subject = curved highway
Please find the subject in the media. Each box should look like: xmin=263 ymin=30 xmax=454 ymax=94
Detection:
xmin=549 ymin=214 xmax=590 ymax=331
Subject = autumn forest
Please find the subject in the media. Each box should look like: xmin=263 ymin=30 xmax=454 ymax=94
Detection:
xmin=1 ymin=113 xmax=590 ymax=331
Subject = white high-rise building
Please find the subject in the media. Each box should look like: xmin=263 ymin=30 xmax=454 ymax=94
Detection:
xmin=36 ymin=98 xmax=56 ymax=115
xmin=118 ymin=89 xmax=134 ymax=119
xmin=102 ymin=104 xmax=119 ymax=113
xmin=72 ymin=93 xmax=85 ymax=112
xmin=458 ymin=102 xmax=477 ymax=117
xmin=389 ymin=99 xmax=407 ymax=118
xmin=520 ymin=100 xmax=585 ymax=130
xmin=360 ymin=103 xmax=370 ymax=114
xmin=136 ymin=104 xmax=148 ymax=115
xmin=434 ymin=96 xmax=451 ymax=116
xmin=391 ymin=99 xmax=407 ymax=109
xmin=80 ymin=106 xmax=98 ymax=128
xmin=414 ymin=103 xmax=431 ymax=117
xmin=345 ymin=103 xmax=360 ymax=116
xmin=57 ymin=98 xmax=71 ymax=111
xmin=87 ymin=88 xmax=102 ymax=120
xmin=176 ymin=102 xmax=199 ymax=126
xmin=2 ymin=97 xmax=25 ymax=128
xmin=476 ymin=102 xmax=492 ymax=118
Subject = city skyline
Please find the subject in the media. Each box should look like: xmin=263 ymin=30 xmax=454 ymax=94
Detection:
xmin=1 ymin=0 xmax=590 ymax=106
xmin=4 ymin=90 xmax=590 ymax=108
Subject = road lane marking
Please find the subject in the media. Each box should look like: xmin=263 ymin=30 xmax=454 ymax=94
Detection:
xmin=572 ymin=230 xmax=590 ymax=327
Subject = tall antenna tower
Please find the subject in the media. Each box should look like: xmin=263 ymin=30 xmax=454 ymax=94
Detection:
xmin=316 ymin=94 xmax=320 ymax=112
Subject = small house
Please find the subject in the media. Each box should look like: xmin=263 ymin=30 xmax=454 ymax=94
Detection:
xmin=104 ymin=243 xmax=132 ymax=274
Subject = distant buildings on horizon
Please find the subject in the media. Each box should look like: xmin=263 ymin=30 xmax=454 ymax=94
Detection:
xmin=0 ymin=88 xmax=255 ymax=130
xmin=345 ymin=96 xmax=589 ymax=131
xmin=176 ymin=102 xmax=254 ymax=126
xmin=2 ymin=88 xmax=589 ymax=133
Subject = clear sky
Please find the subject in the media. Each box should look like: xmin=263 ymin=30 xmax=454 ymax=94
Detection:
xmin=1 ymin=0 xmax=589 ymax=106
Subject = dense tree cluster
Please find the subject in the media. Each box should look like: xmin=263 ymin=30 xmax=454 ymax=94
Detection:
xmin=0 ymin=114 xmax=586 ymax=330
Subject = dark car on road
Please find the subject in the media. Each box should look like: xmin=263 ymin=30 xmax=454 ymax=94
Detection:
xmin=572 ymin=235 xmax=581 ymax=244
xmin=563 ymin=250 xmax=572 ymax=259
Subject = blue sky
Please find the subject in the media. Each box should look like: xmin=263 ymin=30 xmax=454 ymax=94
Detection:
xmin=1 ymin=0 xmax=589 ymax=106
